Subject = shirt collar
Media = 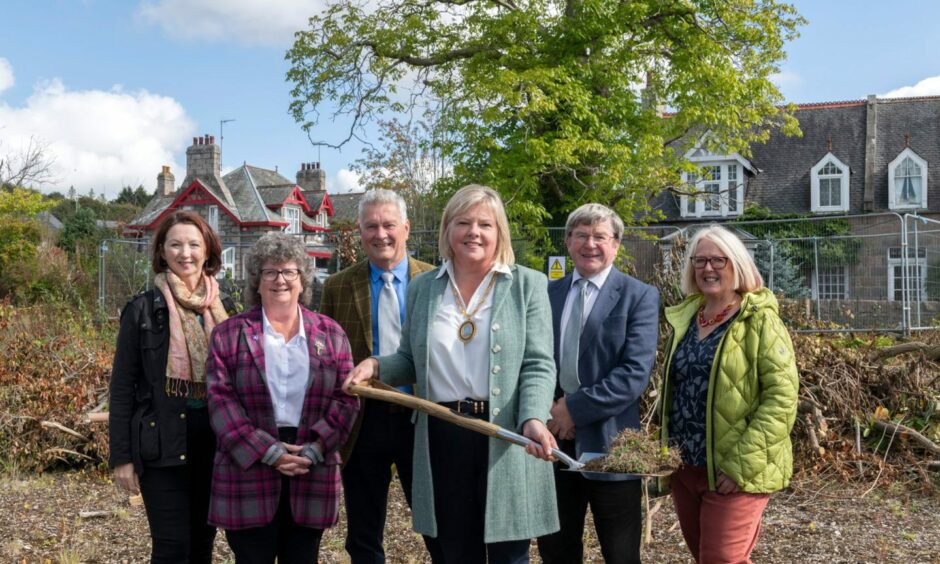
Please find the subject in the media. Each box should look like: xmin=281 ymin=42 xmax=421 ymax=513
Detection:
xmin=261 ymin=306 xmax=307 ymax=342
xmin=572 ymin=263 xmax=613 ymax=290
xmin=369 ymin=257 xmax=409 ymax=283
xmin=435 ymin=260 xmax=513 ymax=280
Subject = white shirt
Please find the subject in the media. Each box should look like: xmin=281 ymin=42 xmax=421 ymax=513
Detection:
xmin=558 ymin=264 xmax=614 ymax=368
xmin=428 ymin=261 xmax=512 ymax=402
xmin=262 ymin=307 xmax=309 ymax=428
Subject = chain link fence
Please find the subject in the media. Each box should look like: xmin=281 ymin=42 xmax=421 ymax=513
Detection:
xmin=99 ymin=213 xmax=938 ymax=333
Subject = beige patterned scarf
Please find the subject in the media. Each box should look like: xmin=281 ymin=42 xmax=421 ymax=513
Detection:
xmin=154 ymin=271 xmax=229 ymax=399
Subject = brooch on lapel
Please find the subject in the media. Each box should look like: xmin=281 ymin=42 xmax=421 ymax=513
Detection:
xmin=314 ymin=339 xmax=325 ymax=356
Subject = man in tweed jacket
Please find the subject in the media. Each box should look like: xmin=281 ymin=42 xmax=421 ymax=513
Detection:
xmin=320 ymin=190 xmax=436 ymax=563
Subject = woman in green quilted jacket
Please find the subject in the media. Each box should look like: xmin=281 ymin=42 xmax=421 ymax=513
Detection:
xmin=660 ymin=224 xmax=798 ymax=564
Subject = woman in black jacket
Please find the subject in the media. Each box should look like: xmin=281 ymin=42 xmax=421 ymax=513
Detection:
xmin=109 ymin=210 xmax=231 ymax=563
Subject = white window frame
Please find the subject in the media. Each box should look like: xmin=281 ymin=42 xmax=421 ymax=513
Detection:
xmin=810 ymin=153 xmax=850 ymax=213
xmin=680 ymin=162 xmax=744 ymax=218
xmin=208 ymin=205 xmax=219 ymax=231
xmin=812 ymin=265 xmax=849 ymax=300
xmin=284 ymin=207 xmax=301 ymax=234
xmin=220 ymin=247 xmax=236 ymax=279
xmin=888 ymin=148 xmax=928 ymax=210
xmin=887 ymin=247 xmax=926 ymax=302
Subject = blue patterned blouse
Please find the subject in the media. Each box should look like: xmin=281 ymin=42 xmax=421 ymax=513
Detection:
xmin=668 ymin=312 xmax=738 ymax=467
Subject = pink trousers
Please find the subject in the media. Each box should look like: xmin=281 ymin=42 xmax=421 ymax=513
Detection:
xmin=670 ymin=465 xmax=770 ymax=564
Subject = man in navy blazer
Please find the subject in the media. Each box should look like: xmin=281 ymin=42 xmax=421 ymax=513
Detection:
xmin=537 ymin=203 xmax=660 ymax=564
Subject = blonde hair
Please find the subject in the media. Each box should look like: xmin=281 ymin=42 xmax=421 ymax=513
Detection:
xmin=680 ymin=225 xmax=763 ymax=296
xmin=438 ymin=184 xmax=515 ymax=266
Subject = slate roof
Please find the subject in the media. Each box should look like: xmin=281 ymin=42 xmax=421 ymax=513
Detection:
xmin=653 ymin=95 xmax=940 ymax=221
xmin=329 ymin=192 xmax=364 ymax=223
xmin=748 ymin=101 xmax=867 ymax=214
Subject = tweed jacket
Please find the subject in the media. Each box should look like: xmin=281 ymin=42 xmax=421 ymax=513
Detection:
xmin=659 ymin=289 xmax=799 ymax=493
xmin=205 ymin=305 xmax=359 ymax=530
xmin=377 ymin=264 xmax=560 ymax=543
xmin=319 ymin=257 xmax=434 ymax=460
xmin=548 ymin=268 xmax=659 ymax=481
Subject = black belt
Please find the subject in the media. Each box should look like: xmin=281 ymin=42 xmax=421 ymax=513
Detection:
xmin=438 ymin=399 xmax=489 ymax=417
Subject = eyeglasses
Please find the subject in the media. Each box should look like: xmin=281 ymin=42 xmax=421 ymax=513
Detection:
xmin=260 ymin=268 xmax=301 ymax=281
xmin=570 ymin=232 xmax=616 ymax=245
xmin=690 ymin=256 xmax=729 ymax=270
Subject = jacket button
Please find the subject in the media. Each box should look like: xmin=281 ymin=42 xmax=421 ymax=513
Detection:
xmin=180 ymin=413 xmax=186 ymax=419
xmin=492 ymin=344 xmax=501 ymax=353
xmin=492 ymin=323 xmax=500 ymax=331
xmin=492 ymin=408 xmax=501 ymax=417
xmin=149 ymin=421 xmax=156 ymax=427
xmin=179 ymin=454 xmax=186 ymax=461
xmin=491 ymin=365 xmax=501 ymax=374
xmin=492 ymin=388 xmax=501 ymax=396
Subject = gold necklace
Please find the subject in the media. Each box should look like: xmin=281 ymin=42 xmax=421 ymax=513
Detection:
xmin=449 ymin=274 xmax=498 ymax=343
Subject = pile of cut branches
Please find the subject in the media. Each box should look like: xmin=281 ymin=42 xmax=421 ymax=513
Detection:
xmin=0 ymin=300 xmax=113 ymax=471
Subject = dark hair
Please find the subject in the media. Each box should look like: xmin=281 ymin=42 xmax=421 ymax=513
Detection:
xmin=150 ymin=210 xmax=223 ymax=276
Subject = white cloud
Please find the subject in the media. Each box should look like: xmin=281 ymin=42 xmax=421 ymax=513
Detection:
xmin=0 ymin=58 xmax=14 ymax=94
xmin=137 ymin=0 xmax=325 ymax=46
xmin=770 ymin=69 xmax=802 ymax=90
xmin=0 ymin=70 xmax=195 ymax=198
xmin=882 ymin=76 xmax=940 ymax=98
xmin=331 ymin=168 xmax=362 ymax=194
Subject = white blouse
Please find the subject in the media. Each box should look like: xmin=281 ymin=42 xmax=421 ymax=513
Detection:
xmin=427 ymin=261 xmax=511 ymax=403
xmin=261 ymin=306 xmax=309 ymax=428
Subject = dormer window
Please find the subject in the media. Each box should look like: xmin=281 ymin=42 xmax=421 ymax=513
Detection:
xmin=680 ymin=163 xmax=744 ymax=218
xmin=284 ymin=207 xmax=301 ymax=234
xmin=888 ymin=148 xmax=927 ymax=210
xmin=810 ymin=153 xmax=849 ymax=213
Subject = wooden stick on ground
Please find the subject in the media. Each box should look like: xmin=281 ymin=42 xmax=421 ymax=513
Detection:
xmin=871 ymin=420 xmax=940 ymax=455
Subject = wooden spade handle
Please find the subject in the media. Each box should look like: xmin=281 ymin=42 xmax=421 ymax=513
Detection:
xmin=348 ymin=380 xmax=583 ymax=470
xmin=349 ymin=380 xmax=504 ymax=438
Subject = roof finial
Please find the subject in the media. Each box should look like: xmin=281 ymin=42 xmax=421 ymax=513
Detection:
xmin=904 ymin=133 xmax=910 ymax=148
xmin=827 ymin=135 xmax=832 ymax=152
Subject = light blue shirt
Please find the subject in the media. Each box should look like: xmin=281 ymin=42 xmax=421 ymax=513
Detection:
xmin=369 ymin=258 xmax=412 ymax=394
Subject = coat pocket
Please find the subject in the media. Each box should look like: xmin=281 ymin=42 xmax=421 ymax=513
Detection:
xmin=139 ymin=413 xmax=160 ymax=461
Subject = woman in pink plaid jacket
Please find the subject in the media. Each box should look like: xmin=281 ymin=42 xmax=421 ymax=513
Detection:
xmin=206 ymin=233 xmax=359 ymax=563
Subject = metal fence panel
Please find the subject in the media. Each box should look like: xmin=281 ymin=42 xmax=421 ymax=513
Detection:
xmin=99 ymin=215 xmax=925 ymax=332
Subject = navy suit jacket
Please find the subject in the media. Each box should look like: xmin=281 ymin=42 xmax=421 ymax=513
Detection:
xmin=549 ymin=268 xmax=660 ymax=479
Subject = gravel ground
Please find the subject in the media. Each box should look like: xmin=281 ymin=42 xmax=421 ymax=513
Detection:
xmin=1 ymin=471 xmax=938 ymax=563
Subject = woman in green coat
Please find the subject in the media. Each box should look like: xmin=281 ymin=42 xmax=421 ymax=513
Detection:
xmin=660 ymin=225 xmax=798 ymax=564
xmin=345 ymin=184 xmax=559 ymax=563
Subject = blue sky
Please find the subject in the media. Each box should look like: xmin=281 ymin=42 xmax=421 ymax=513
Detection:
xmin=2 ymin=1 xmax=940 ymax=199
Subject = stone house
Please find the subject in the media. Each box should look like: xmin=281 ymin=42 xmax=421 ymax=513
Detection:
xmin=126 ymin=135 xmax=335 ymax=279
xmin=651 ymin=94 xmax=940 ymax=307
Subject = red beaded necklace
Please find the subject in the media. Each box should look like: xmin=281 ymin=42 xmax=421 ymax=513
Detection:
xmin=697 ymin=302 xmax=735 ymax=328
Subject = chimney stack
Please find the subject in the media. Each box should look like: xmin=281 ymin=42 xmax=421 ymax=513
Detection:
xmin=296 ymin=161 xmax=326 ymax=193
xmin=186 ymin=134 xmax=221 ymax=180
xmin=157 ymin=165 xmax=175 ymax=196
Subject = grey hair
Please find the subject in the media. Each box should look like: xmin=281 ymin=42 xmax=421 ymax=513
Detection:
xmin=244 ymin=232 xmax=314 ymax=307
xmin=358 ymin=189 xmax=407 ymax=224
xmin=564 ymin=203 xmax=625 ymax=240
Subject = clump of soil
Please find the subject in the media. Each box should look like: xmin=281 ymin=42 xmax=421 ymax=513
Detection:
xmin=583 ymin=427 xmax=682 ymax=475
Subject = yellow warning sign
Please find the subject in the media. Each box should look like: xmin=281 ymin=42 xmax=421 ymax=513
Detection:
xmin=548 ymin=256 xmax=566 ymax=280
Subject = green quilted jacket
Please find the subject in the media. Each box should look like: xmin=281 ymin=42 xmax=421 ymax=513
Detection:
xmin=660 ymin=288 xmax=799 ymax=493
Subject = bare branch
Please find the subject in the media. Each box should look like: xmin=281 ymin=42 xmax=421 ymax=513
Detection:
xmin=0 ymin=136 xmax=56 ymax=188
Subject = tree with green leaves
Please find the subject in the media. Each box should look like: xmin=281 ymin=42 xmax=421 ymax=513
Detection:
xmin=287 ymin=0 xmax=803 ymax=225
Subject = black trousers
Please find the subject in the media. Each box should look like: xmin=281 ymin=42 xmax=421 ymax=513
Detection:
xmin=224 ymin=427 xmax=324 ymax=564
xmin=138 ymin=406 xmax=216 ymax=564
xmin=536 ymin=439 xmax=642 ymax=564
xmin=342 ymin=401 xmax=441 ymax=563
xmin=427 ymin=415 xmax=530 ymax=564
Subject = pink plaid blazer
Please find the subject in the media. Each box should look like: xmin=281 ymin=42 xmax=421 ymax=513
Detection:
xmin=206 ymin=305 xmax=359 ymax=530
